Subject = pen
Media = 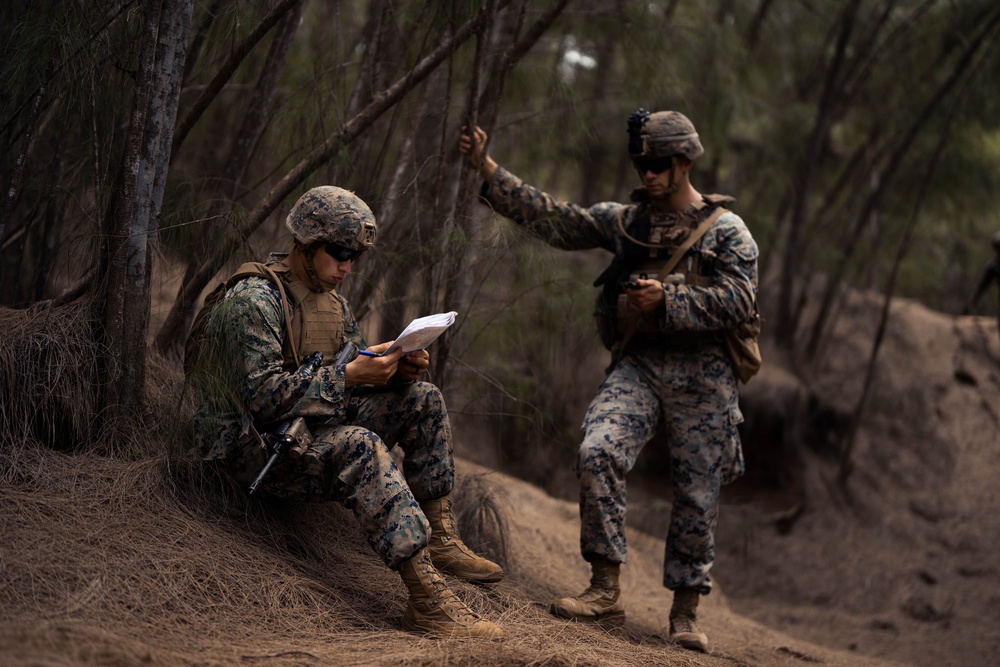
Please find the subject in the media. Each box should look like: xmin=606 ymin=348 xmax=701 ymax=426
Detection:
xmin=357 ymin=349 xmax=381 ymax=357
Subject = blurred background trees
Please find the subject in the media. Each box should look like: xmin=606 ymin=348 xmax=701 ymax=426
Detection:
xmin=2 ymin=0 xmax=999 ymax=488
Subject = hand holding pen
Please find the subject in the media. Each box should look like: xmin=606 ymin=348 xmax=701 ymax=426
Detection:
xmin=344 ymin=341 xmax=403 ymax=387
xmin=357 ymin=346 xmax=428 ymax=381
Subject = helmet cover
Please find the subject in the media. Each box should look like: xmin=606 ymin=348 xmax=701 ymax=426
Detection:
xmin=627 ymin=109 xmax=704 ymax=162
xmin=285 ymin=186 xmax=377 ymax=250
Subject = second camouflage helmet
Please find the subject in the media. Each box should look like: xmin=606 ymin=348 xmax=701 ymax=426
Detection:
xmin=285 ymin=186 xmax=377 ymax=250
xmin=627 ymin=109 xmax=704 ymax=162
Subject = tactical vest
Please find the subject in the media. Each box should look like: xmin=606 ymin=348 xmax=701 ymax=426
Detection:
xmin=610 ymin=196 xmax=732 ymax=337
xmin=268 ymin=263 xmax=346 ymax=370
xmin=185 ymin=260 xmax=345 ymax=377
xmin=620 ymin=210 xmax=714 ymax=287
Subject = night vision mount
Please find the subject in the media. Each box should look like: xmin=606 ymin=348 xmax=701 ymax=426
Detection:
xmin=627 ymin=108 xmax=651 ymax=155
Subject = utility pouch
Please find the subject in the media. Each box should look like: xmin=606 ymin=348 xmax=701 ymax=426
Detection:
xmin=723 ymin=303 xmax=762 ymax=383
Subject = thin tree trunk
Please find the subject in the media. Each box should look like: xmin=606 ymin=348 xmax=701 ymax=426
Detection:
xmin=745 ymin=0 xmax=774 ymax=51
xmin=775 ymin=0 xmax=860 ymax=348
xmin=434 ymin=0 xmax=570 ymax=387
xmin=785 ymin=0 xmax=931 ymax=353
xmin=838 ymin=117 xmax=952 ymax=487
xmin=0 ymin=1 xmax=133 ymax=141
xmin=154 ymin=0 xmax=305 ymax=355
xmin=170 ymin=0 xmax=302 ymax=158
xmin=805 ymin=6 xmax=1000 ymax=357
xmin=837 ymin=28 xmax=992 ymax=486
xmin=183 ymin=0 xmax=229 ymax=81
xmin=0 ymin=62 xmax=52 ymax=247
xmin=227 ymin=0 xmax=305 ymax=197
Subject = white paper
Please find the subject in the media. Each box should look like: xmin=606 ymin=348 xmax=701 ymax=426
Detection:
xmin=385 ymin=311 xmax=457 ymax=354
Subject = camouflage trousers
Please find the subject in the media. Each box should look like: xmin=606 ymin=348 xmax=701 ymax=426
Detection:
xmin=577 ymin=338 xmax=745 ymax=593
xmin=222 ymin=380 xmax=454 ymax=570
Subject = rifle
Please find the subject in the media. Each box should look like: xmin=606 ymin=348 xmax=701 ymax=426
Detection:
xmin=248 ymin=342 xmax=358 ymax=495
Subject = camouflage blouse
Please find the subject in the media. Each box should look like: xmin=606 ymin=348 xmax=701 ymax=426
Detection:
xmin=480 ymin=165 xmax=759 ymax=333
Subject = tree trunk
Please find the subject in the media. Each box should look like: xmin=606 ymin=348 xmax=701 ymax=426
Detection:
xmin=838 ymin=86 xmax=964 ymax=486
xmin=775 ymin=0 xmax=860 ymax=348
xmin=170 ymin=0 xmax=302 ymax=159
xmin=98 ymin=0 xmax=192 ymax=445
xmin=433 ymin=0 xmax=570 ymax=386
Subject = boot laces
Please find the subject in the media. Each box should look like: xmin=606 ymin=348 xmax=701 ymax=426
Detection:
xmin=574 ymin=584 xmax=616 ymax=603
xmin=421 ymin=562 xmax=481 ymax=623
xmin=671 ymin=613 xmax=698 ymax=634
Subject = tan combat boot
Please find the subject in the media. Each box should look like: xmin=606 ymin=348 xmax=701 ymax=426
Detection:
xmin=668 ymin=587 xmax=708 ymax=652
xmin=398 ymin=548 xmax=503 ymax=639
xmin=421 ymin=496 xmax=504 ymax=583
xmin=549 ymin=558 xmax=625 ymax=625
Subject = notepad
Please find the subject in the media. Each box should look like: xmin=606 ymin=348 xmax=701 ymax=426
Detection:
xmin=385 ymin=311 xmax=458 ymax=354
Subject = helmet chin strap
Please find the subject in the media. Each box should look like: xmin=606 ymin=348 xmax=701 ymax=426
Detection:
xmin=663 ymin=163 xmax=680 ymax=195
xmin=653 ymin=161 xmax=680 ymax=198
xmin=636 ymin=161 xmax=681 ymax=199
xmin=299 ymin=243 xmax=330 ymax=292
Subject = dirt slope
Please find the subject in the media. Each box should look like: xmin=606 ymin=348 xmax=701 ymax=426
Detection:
xmin=1 ymin=289 xmax=997 ymax=666
xmin=715 ymin=292 xmax=1000 ymax=667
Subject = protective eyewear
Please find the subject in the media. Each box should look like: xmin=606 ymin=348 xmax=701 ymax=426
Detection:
xmin=324 ymin=242 xmax=365 ymax=262
xmin=633 ymin=155 xmax=674 ymax=175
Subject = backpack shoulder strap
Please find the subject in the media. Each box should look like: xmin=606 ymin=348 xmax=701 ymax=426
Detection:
xmin=257 ymin=263 xmax=300 ymax=367
xmin=226 ymin=262 xmax=301 ymax=367
xmin=184 ymin=261 xmax=302 ymax=379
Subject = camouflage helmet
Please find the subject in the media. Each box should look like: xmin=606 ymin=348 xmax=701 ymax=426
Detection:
xmin=992 ymin=230 xmax=1000 ymax=251
xmin=285 ymin=186 xmax=377 ymax=250
xmin=627 ymin=109 xmax=704 ymax=162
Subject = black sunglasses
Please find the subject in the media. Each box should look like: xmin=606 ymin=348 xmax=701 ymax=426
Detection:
xmin=633 ymin=155 xmax=674 ymax=175
xmin=324 ymin=242 xmax=366 ymax=262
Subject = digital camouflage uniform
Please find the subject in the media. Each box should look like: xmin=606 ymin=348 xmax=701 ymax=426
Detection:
xmin=193 ymin=268 xmax=454 ymax=570
xmin=479 ymin=166 xmax=758 ymax=593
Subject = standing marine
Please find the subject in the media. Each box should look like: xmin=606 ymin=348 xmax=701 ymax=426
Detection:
xmin=187 ymin=186 xmax=504 ymax=639
xmin=460 ymin=109 xmax=758 ymax=652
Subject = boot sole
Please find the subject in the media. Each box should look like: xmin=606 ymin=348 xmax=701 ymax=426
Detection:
xmin=402 ymin=615 xmax=504 ymax=640
xmin=461 ymin=571 xmax=504 ymax=584
xmin=549 ymin=604 xmax=626 ymax=627
xmin=671 ymin=631 xmax=708 ymax=652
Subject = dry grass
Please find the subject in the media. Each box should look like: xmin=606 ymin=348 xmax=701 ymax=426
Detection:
xmin=0 ymin=303 xmax=727 ymax=666
xmin=0 ymin=441 xmax=724 ymax=667
xmin=0 ymin=301 xmax=101 ymax=477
